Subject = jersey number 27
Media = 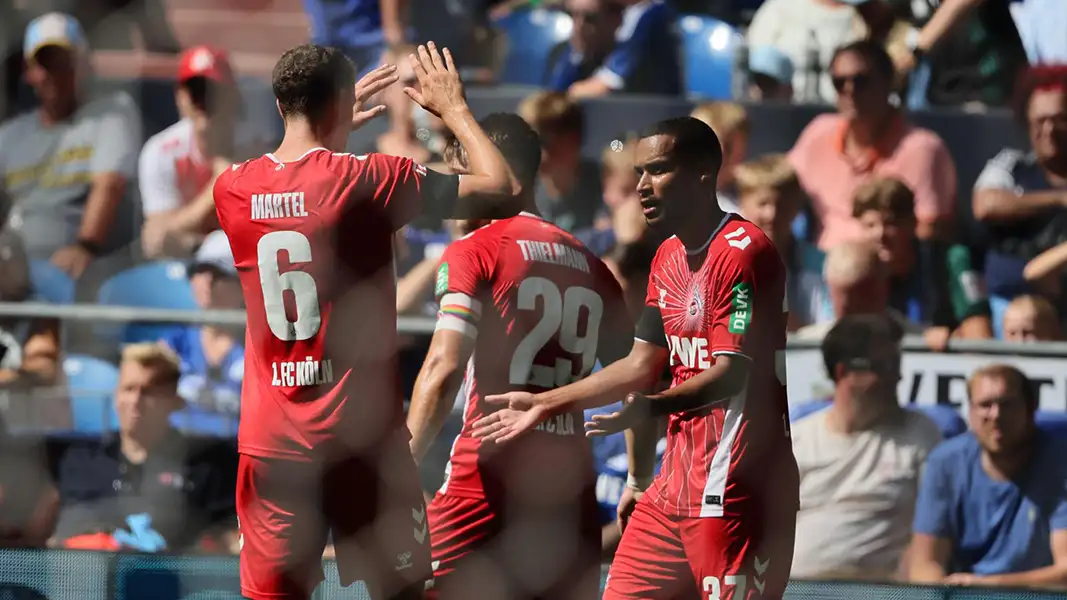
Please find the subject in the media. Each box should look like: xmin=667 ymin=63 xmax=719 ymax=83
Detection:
xmin=510 ymin=277 xmax=603 ymax=389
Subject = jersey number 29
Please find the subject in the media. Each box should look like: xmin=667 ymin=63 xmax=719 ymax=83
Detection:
xmin=257 ymin=231 xmax=322 ymax=341
xmin=510 ymin=277 xmax=603 ymax=389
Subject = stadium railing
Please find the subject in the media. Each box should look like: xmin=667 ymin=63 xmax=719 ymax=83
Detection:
xmin=2 ymin=549 xmax=1067 ymax=600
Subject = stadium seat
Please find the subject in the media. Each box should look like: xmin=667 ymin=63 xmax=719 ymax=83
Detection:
xmin=63 ymin=355 xmax=120 ymax=434
xmin=1037 ymin=411 xmax=1067 ymax=438
xmin=96 ymin=262 xmax=198 ymax=344
xmin=913 ymin=404 xmax=967 ymax=440
xmin=789 ymin=399 xmax=831 ymax=422
xmin=29 ymin=259 xmax=76 ymax=304
xmin=678 ymin=15 xmax=743 ymax=100
xmin=494 ymin=8 xmax=573 ymax=85
xmin=169 ymin=406 xmax=238 ymax=438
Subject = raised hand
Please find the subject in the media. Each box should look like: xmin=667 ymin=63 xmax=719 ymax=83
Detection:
xmin=351 ymin=64 xmax=399 ymax=130
xmin=584 ymin=392 xmax=650 ymax=437
xmin=402 ymin=42 xmax=467 ymax=119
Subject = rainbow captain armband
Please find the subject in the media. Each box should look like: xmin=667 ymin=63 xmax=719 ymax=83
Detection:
xmin=436 ymin=293 xmax=483 ymax=338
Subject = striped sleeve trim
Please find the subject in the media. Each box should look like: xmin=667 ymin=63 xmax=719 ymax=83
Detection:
xmin=435 ymin=293 xmax=483 ymax=339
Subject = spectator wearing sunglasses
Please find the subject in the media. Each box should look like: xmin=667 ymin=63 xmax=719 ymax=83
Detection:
xmin=545 ymin=0 xmax=624 ymax=91
xmin=909 ymin=364 xmax=1067 ymax=588
xmin=789 ymin=40 xmax=956 ymax=251
xmin=792 ymin=314 xmax=941 ymax=580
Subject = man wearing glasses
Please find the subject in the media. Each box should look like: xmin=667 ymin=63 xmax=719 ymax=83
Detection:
xmin=791 ymin=313 xmax=942 ymax=580
xmin=909 ymin=364 xmax=1067 ymax=588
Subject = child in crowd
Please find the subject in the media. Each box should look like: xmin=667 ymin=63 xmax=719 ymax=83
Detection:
xmin=852 ymin=177 xmax=993 ymax=346
xmin=734 ymin=154 xmax=826 ymax=330
xmin=1001 ymin=295 xmax=1061 ymax=343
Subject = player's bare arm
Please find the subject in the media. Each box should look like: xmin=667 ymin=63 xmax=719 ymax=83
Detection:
xmin=407 ymin=328 xmax=475 ymax=463
xmin=402 ymin=42 xmax=522 ymax=217
xmin=472 ymin=340 xmax=667 ymax=443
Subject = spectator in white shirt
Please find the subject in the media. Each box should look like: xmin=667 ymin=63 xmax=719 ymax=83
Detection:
xmin=138 ymin=46 xmax=242 ymax=259
xmin=792 ymin=314 xmax=941 ymax=580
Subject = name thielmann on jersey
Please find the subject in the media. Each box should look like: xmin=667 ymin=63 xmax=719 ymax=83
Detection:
xmin=531 ymin=413 xmax=577 ymax=435
xmin=271 ymin=357 xmax=334 ymax=387
xmin=517 ymin=239 xmax=591 ymax=273
xmin=251 ymin=192 xmax=309 ymax=220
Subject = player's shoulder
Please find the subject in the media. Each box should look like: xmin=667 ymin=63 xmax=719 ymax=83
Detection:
xmin=710 ymin=215 xmax=781 ymax=266
xmin=214 ymin=154 xmax=265 ymax=192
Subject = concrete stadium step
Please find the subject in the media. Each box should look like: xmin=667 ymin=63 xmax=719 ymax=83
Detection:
xmin=93 ymin=50 xmax=278 ymax=80
xmin=166 ymin=8 xmax=309 ymax=55
xmin=162 ymin=0 xmax=305 ymax=13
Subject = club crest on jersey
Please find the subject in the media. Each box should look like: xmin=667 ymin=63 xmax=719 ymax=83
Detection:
xmin=687 ymin=290 xmax=702 ymax=316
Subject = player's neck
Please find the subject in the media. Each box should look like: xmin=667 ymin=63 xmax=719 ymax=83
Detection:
xmin=676 ymin=204 xmax=727 ymax=254
xmin=274 ymin=122 xmax=336 ymax=160
xmin=120 ymin=430 xmax=167 ymax=464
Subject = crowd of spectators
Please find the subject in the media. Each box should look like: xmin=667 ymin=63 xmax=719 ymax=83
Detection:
xmin=0 ymin=0 xmax=1064 ymax=592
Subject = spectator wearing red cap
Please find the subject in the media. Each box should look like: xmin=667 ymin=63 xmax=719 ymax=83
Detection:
xmin=138 ymin=46 xmax=243 ymax=259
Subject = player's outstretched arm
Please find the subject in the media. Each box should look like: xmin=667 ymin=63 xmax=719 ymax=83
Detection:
xmin=407 ymin=328 xmax=475 ymax=463
xmin=402 ymin=42 xmax=522 ymax=218
xmin=472 ymin=341 xmax=667 ymax=443
xmin=585 ymin=356 xmax=751 ymax=438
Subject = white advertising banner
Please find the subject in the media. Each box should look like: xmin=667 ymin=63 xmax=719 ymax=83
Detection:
xmin=786 ymin=347 xmax=1067 ymax=417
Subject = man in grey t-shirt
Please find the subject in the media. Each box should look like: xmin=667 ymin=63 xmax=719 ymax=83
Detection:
xmin=0 ymin=12 xmax=140 ymax=277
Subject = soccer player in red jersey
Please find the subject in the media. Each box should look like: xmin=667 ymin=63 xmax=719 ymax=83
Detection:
xmin=213 ymin=43 xmax=523 ymax=600
xmin=405 ymin=113 xmax=634 ymax=600
xmin=474 ymin=117 xmax=799 ymax=599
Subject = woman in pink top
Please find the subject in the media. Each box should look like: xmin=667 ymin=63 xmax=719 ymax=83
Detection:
xmin=788 ymin=40 xmax=957 ymax=250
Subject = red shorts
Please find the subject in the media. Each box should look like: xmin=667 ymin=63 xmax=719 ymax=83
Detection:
xmin=425 ymin=492 xmax=601 ymax=600
xmin=236 ymin=445 xmax=431 ymax=600
xmin=603 ymin=501 xmax=795 ymax=600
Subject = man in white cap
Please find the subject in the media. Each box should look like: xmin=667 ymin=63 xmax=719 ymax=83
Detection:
xmin=139 ymin=46 xmax=243 ymax=259
xmin=0 ymin=12 xmax=140 ymax=278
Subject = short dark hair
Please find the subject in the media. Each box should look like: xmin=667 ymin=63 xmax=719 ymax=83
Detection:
xmin=447 ymin=112 xmax=542 ymax=189
xmin=830 ymin=39 xmax=895 ymax=83
xmin=272 ymin=44 xmax=355 ymax=122
xmin=821 ymin=314 xmax=903 ymax=382
xmin=640 ymin=117 xmax=723 ymax=172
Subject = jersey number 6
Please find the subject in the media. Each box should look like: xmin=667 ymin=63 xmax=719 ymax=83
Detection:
xmin=257 ymin=230 xmax=322 ymax=341
xmin=510 ymin=277 xmax=604 ymax=389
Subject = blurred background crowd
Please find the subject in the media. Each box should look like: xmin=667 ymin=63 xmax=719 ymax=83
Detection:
xmin=0 ymin=0 xmax=1066 ymax=595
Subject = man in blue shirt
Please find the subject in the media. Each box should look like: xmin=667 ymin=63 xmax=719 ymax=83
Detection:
xmin=909 ymin=364 xmax=1067 ymax=588
xmin=301 ymin=0 xmax=409 ymax=77
xmin=567 ymin=0 xmax=681 ymax=97
xmin=544 ymin=0 xmax=624 ymax=91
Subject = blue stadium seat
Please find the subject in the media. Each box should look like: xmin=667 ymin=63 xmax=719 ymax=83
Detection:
xmin=789 ymin=399 xmax=831 ymax=423
xmin=1036 ymin=411 xmax=1067 ymax=438
xmin=63 ymin=355 xmax=120 ymax=434
xmin=678 ymin=15 xmax=743 ymax=100
xmin=169 ymin=406 xmax=238 ymax=438
xmin=912 ymin=404 xmax=968 ymax=440
xmin=494 ymin=8 xmax=573 ymax=85
xmin=29 ymin=259 xmax=75 ymax=304
xmin=96 ymin=262 xmax=197 ymax=344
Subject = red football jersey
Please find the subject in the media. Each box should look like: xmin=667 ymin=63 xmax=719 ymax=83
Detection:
xmin=640 ymin=214 xmax=795 ymax=518
xmin=214 ymin=148 xmax=433 ymax=461
xmin=433 ymin=212 xmax=632 ymax=498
